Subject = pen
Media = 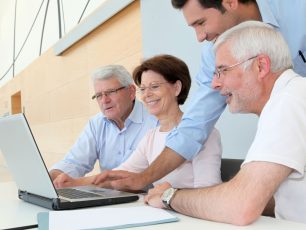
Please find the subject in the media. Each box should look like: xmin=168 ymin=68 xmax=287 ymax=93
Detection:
xmin=298 ymin=50 xmax=306 ymax=63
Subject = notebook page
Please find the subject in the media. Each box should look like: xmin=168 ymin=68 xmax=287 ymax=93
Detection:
xmin=46 ymin=205 xmax=178 ymax=229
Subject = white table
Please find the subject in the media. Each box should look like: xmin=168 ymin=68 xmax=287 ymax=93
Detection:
xmin=1 ymin=181 xmax=306 ymax=230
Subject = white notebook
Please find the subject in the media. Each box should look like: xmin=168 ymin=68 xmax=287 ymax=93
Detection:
xmin=37 ymin=205 xmax=179 ymax=230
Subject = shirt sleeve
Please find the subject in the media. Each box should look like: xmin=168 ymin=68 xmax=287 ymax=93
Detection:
xmin=50 ymin=119 xmax=99 ymax=178
xmin=192 ymin=128 xmax=222 ymax=188
xmin=244 ymin=89 xmax=306 ymax=178
xmin=166 ymin=42 xmax=226 ymax=160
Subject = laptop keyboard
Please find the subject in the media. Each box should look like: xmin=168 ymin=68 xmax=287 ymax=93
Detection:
xmin=57 ymin=188 xmax=102 ymax=199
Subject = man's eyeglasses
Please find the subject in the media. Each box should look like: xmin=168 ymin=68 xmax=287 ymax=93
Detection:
xmin=137 ymin=82 xmax=168 ymax=94
xmin=214 ymin=55 xmax=258 ymax=79
xmin=92 ymin=86 xmax=126 ymax=100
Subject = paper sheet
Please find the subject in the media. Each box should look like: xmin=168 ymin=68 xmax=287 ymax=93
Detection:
xmin=46 ymin=205 xmax=178 ymax=229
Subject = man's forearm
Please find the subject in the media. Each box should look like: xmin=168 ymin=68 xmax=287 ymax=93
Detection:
xmin=74 ymin=175 xmax=97 ymax=186
xmin=169 ymin=180 xmax=257 ymax=225
xmin=168 ymin=162 xmax=291 ymax=225
xmin=141 ymin=147 xmax=185 ymax=185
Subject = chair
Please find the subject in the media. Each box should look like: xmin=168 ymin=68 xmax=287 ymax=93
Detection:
xmin=220 ymin=158 xmax=243 ymax=182
xmin=220 ymin=158 xmax=275 ymax=217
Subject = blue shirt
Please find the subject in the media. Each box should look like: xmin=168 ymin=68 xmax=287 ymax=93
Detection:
xmin=166 ymin=0 xmax=306 ymax=160
xmin=50 ymin=100 xmax=158 ymax=177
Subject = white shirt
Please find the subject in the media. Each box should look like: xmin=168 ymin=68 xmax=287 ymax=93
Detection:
xmin=116 ymin=127 xmax=222 ymax=188
xmin=243 ymin=69 xmax=306 ymax=223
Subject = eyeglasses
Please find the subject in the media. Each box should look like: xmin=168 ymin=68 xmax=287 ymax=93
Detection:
xmin=214 ymin=55 xmax=258 ymax=79
xmin=137 ymin=82 xmax=168 ymax=94
xmin=92 ymin=86 xmax=126 ymax=100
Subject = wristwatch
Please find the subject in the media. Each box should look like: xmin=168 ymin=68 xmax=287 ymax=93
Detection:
xmin=161 ymin=187 xmax=178 ymax=210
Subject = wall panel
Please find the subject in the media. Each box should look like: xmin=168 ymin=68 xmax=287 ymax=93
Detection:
xmin=0 ymin=1 xmax=142 ymax=181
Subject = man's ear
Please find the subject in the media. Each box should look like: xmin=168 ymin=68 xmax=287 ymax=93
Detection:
xmin=222 ymin=0 xmax=239 ymax=11
xmin=256 ymin=54 xmax=271 ymax=80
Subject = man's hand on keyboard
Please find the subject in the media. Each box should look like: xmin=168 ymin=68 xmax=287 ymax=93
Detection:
xmin=53 ymin=173 xmax=76 ymax=188
xmin=53 ymin=173 xmax=97 ymax=188
xmin=92 ymin=170 xmax=146 ymax=193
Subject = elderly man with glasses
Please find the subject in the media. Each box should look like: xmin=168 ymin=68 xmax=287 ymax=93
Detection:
xmin=49 ymin=65 xmax=158 ymax=182
xmin=145 ymin=21 xmax=306 ymax=225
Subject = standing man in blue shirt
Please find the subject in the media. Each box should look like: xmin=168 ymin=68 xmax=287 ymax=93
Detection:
xmin=96 ymin=0 xmax=306 ymax=191
xmin=49 ymin=65 xmax=158 ymax=181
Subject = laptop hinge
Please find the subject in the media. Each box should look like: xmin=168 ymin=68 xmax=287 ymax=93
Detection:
xmin=18 ymin=189 xmax=60 ymax=210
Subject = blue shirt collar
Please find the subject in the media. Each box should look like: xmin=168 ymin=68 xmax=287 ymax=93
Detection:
xmin=126 ymin=100 xmax=145 ymax=124
xmin=101 ymin=99 xmax=144 ymax=125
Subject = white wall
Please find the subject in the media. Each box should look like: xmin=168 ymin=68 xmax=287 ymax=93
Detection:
xmin=140 ymin=0 xmax=258 ymax=159
xmin=0 ymin=0 xmax=107 ymax=88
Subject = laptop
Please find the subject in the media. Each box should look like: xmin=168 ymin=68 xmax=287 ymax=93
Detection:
xmin=0 ymin=113 xmax=139 ymax=210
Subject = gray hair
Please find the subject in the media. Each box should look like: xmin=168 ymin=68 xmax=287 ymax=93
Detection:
xmin=213 ymin=21 xmax=293 ymax=73
xmin=91 ymin=65 xmax=133 ymax=86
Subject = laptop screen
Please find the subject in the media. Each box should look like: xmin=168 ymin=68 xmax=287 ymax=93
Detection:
xmin=0 ymin=113 xmax=58 ymax=199
xmin=0 ymin=113 xmax=139 ymax=210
